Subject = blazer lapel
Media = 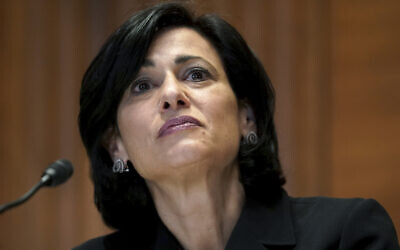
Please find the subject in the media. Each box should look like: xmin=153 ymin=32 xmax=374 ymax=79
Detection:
xmin=225 ymin=190 xmax=296 ymax=249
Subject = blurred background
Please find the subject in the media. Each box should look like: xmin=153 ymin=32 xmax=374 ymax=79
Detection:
xmin=0 ymin=0 xmax=399 ymax=249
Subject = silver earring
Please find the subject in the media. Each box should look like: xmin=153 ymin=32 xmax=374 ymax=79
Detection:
xmin=245 ymin=131 xmax=258 ymax=145
xmin=112 ymin=158 xmax=129 ymax=173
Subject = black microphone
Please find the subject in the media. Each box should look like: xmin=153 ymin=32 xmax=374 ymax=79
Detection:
xmin=0 ymin=159 xmax=74 ymax=214
xmin=41 ymin=159 xmax=74 ymax=187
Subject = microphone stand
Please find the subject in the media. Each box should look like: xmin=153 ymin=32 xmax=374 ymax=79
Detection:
xmin=0 ymin=159 xmax=73 ymax=214
xmin=0 ymin=175 xmax=50 ymax=214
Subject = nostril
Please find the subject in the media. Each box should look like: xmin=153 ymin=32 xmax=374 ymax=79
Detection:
xmin=163 ymin=102 xmax=170 ymax=109
xmin=177 ymin=100 xmax=185 ymax=106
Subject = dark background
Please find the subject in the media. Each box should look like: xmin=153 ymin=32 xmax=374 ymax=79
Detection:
xmin=1 ymin=0 xmax=399 ymax=249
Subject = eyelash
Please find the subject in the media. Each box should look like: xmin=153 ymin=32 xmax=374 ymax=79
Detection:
xmin=131 ymin=78 xmax=153 ymax=94
xmin=185 ymin=68 xmax=211 ymax=82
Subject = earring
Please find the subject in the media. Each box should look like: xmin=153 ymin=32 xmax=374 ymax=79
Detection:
xmin=245 ymin=131 xmax=258 ymax=145
xmin=112 ymin=158 xmax=129 ymax=173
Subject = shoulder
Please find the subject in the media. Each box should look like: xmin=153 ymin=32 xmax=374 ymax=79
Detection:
xmin=289 ymin=195 xmax=368 ymax=221
xmin=72 ymin=228 xmax=157 ymax=250
xmin=289 ymin=196 xmax=393 ymax=226
xmin=289 ymin=196 xmax=399 ymax=249
xmin=72 ymin=230 xmax=134 ymax=250
xmin=72 ymin=234 xmax=106 ymax=250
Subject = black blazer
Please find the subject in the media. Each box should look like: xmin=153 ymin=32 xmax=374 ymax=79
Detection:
xmin=73 ymin=191 xmax=399 ymax=249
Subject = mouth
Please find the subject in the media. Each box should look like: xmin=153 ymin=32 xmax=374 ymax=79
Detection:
xmin=158 ymin=115 xmax=202 ymax=138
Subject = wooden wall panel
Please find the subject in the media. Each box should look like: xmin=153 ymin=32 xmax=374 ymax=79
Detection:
xmin=288 ymin=0 xmax=332 ymax=196
xmin=0 ymin=0 xmax=399 ymax=249
xmin=0 ymin=1 xmax=33 ymax=249
xmin=0 ymin=0 xmax=110 ymax=249
xmin=330 ymin=0 xmax=400 ymax=237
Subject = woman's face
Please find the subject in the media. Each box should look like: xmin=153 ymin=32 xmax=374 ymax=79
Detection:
xmin=113 ymin=27 xmax=252 ymax=181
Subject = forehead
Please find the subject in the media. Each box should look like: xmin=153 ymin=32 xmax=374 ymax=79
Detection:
xmin=145 ymin=27 xmax=222 ymax=64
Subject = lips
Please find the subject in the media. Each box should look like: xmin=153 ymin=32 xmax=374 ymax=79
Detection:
xmin=158 ymin=115 xmax=201 ymax=138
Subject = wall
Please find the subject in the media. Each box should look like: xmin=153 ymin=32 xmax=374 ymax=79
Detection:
xmin=0 ymin=0 xmax=399 ymax=249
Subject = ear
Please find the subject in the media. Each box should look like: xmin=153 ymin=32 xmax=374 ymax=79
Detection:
xmin=102 ymin=127 xmax=129 ymax=162
xmin=239 ymin=102 xmax=257 ymax=136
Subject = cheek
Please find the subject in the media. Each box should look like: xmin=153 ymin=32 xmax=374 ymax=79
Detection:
xmin=201 ymin=85 xmax=242 ymax=149
xmin=207 ymin=89 xmax=242 ymax=167
xmin=118 ymin=108 xmax=143 ymax=141
xmin=117 ymin=104 xmax=155 ymax=170
xmin=207 ymin=87 xmax=240 ymax=130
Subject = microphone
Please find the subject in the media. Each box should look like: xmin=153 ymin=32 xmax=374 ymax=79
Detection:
xmin=40 ymin=159 xmax=74 ymax=187
xmin=0 ymin=159 xmax=74 ymax=214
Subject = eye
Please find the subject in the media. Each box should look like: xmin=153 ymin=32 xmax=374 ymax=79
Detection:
xmin=131 ymin=78 xmax=154 ymax=94
xmin=185 ymin=68 xmax=211 ymax=82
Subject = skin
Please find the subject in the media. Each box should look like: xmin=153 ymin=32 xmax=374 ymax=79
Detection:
xmin=109 ymin=27 xmax=256 ymax=250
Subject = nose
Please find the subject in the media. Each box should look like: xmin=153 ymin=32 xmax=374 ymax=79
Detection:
xmin=159 ymin=73 xmax=190 ymax=113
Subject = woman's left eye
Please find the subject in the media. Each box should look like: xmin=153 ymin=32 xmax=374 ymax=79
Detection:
xmin=185 ymin=68 xmax=210 ymax=82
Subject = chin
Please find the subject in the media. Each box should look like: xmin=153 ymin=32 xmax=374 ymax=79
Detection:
xmin=163 ymin=142 xmax=238 ymax=171
xmin=162 ymin=141 xmax=210 ymax=169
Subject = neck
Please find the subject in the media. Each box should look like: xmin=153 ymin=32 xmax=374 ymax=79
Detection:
xmin=146 ymin=164 xmax=245 ymax=250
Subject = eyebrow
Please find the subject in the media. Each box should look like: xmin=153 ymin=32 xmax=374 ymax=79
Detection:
xmin=142 ymin=55 xmax=208 ymax=67
xmin=174 ymin=55 xmax=203 ymax=64
xmin=142 ymin=59 xmax=155 ymax=67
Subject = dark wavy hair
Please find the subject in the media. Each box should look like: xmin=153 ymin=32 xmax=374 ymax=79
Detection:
xmin=78 ymin=2 xmax=285 ymax=230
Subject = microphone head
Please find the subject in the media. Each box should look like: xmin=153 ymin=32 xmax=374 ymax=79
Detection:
xmin=42 ymin=159 xmax=74 ymax=187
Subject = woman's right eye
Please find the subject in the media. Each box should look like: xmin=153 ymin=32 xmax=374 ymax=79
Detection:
xmin=131 ymin=79 xmax=153 ymax=94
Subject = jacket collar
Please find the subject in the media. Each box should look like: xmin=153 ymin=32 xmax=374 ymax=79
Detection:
xmin=152 ymin=189 xmax=296 ymax=249
xmin=225 ymin=190 xmax=296 ymax=249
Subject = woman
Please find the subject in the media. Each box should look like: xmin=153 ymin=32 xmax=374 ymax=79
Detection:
xmin=75 ymin=2 xmax=399 ymax=250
